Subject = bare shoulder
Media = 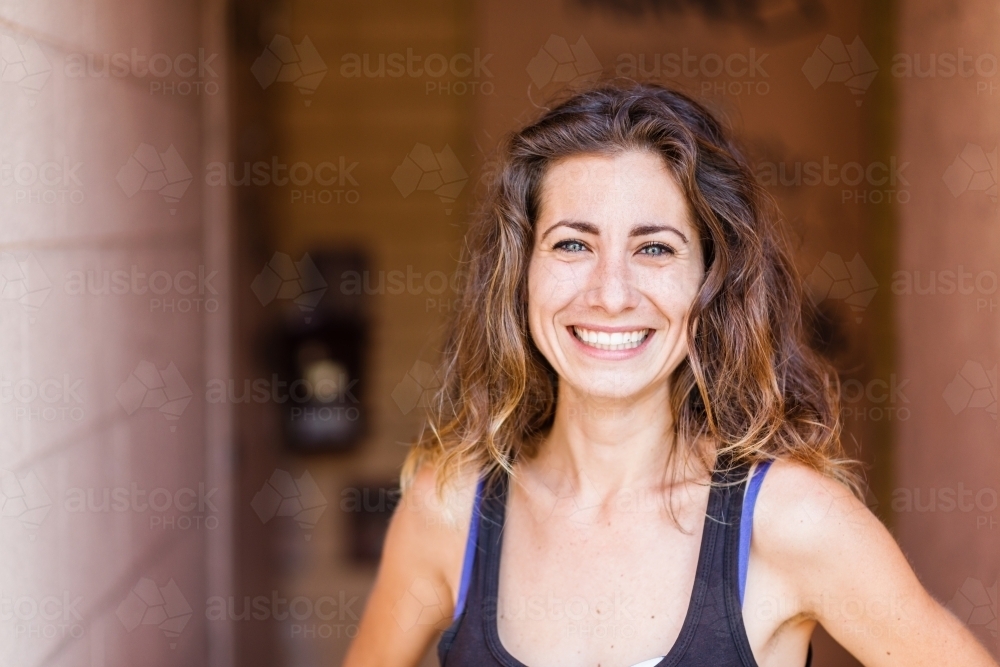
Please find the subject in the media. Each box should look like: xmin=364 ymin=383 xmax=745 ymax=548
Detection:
xmin=399 ymin=463 xmax=479 ymax=533
xmin=746 ymin=464 xmax=1000 ymax=666
xmin=752 ymin=458 xmax=881 ymax=560
xmin=390 ymin=462 xmax=481 ymax=594
xmin=343 ymin=462 xmax=482 ymax=666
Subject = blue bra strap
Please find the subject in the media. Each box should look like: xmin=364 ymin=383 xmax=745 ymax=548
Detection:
xmin=738 ymin=459 xmax=773 ymax=607
xmin=453 ymin=476 xmax=486 ymax=621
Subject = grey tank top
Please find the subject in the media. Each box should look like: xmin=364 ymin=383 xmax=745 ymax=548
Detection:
xmin=437 ymin=459 xmax=813 ymax=667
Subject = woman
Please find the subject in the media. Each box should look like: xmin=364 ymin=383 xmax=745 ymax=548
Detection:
xmin=345 ymin=82 xmax=997 ymax=667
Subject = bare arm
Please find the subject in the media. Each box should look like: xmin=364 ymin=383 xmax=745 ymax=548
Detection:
xmin=343 ymin=465 xmax=476 ymax=667
xmin=754 ymin=460 xmax=998 ymax=667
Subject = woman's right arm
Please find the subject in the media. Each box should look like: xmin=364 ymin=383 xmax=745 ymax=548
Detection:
xmin=343 ymin=465 xmax=476 ymax=667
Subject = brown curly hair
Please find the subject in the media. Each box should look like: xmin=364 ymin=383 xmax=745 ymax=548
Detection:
xmin=402 ymin=80 xmax=863 ymax=505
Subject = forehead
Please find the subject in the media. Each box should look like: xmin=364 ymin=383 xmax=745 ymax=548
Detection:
xmin=536 ymin=150 xmax=694 ymax=231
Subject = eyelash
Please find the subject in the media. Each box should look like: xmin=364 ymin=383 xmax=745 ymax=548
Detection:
xmin=552 ymin=239 xmax=676 ymax=256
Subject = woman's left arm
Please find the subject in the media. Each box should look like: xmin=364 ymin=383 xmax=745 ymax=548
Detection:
xmin=754 ymin=460 xmax=998 ymax=667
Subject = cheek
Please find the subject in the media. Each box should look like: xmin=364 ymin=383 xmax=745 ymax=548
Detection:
xmin=643 ymin=266 xmax=702 ymax=322
xmin=528 ymin=256 xmax=581 ymax=315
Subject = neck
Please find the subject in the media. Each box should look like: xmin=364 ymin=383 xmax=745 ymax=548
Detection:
xmin=528 ymin=380 xmax=709 ymax=499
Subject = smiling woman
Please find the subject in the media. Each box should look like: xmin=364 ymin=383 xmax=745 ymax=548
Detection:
xmin=343 ymin=82 xmax=999 ymax=667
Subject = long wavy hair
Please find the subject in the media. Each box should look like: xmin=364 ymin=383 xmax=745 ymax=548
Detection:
xmin=401 ymin=81 xmax=863 ymax=505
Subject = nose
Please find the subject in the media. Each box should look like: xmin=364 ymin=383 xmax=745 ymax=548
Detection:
xmin=583 ymin=250 xmax=640 ymax=315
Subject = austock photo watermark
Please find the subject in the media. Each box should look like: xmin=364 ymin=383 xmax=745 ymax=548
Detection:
xmin=205 ymin=156 xmax=360 ymax=205
xmin=0 ymin=374 xmax=84 ymax=422
xmin=892 ymin=266 xmax=999 ymax=313
xmin=839 ymin=374 xmax=911 ymax=423
xmin=339 ymin=47 xmax=494 ymax=96
xmin=206 ymin=590 xmax=360 ymax=640
xmin=63 ymin=264 xmax=221 ymax=313
xmin=339 ymin=265 xmax=464 ymax=313
xmin=0 ymin=155 xmax=85 ymax=205
xmin=892 ymin=484 xmax=999 ymax=530
xmin=0 ymin=590 xmax=85 ymax=641
xmin=120 ymin=581 xmax=363 ymax=646
xmin=804 ymin=34 xmax=1000 ymax=101
xmin=751 ymin=590 xmax=916 ymax=640
xmin=63 ymin=47 xmax=221 ymax=96
xmin=391 ymin=577 xmax=637 ymax=640
xmin=755 ymin=156 xmax=911 ymax=204
xmin=63 ymin=482 xmax=220 ymax=531
xmin=752 ymin=578 xmax=997 ymax=641
xmin=615 ymin=47 xmax=770 ymax=97
xmin=206 ymin=372 xmax=361 ymax=426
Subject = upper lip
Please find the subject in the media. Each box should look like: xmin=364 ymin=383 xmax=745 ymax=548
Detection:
xmin=569 ymin=324 xmax=653 ymax=333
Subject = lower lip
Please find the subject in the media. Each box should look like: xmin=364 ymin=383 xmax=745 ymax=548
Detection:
xmin=567 ymin=327 xmax=654 ymax=360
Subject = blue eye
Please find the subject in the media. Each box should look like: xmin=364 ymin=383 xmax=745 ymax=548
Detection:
xmin=554 ymin=239 xmax=587 ymax=252
xmin=638 ymin=242 xmax=675 ymax=256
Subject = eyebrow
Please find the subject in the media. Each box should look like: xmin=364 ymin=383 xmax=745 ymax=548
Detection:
xmin=540 ymin=220 xmax=689 ymax=244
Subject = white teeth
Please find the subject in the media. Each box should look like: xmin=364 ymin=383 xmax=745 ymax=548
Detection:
xmin=572 ymin=327 xmax=650 ymax=351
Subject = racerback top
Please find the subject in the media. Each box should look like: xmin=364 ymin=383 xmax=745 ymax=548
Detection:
xmin=437 ymin=459 xmax=813 ymax=667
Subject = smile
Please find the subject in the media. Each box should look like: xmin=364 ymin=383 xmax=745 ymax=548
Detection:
xmin=572 ymin=326 xmax=651 ymax=351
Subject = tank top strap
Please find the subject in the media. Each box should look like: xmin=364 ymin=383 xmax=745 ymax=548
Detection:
xmin=453 ymin=475 xmax=486 ymax=621
xmin=738 ymin=459 xmax=774 ymax=606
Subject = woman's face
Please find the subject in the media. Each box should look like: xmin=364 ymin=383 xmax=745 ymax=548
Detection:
xmin=527 ymin=150 xmax=705 ymax=402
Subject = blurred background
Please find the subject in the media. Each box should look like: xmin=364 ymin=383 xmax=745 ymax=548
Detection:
xmin=0 ymin=0 xmax=997 ymax=665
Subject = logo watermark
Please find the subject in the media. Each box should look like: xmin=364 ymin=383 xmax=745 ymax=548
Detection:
xmin=0 ymin=252 xmax=52 ymax=321
xmin=391 ymin=361 xmax=441 ymax=415
xmin=251 ymin=252 xmax=327 ymax=322
xmin=802 ymin=35 xmax=878 ymax=105
xmin=251 ymin=469 xmax=327 ymax=541
xmin=948 ymin=578 xmax=997 ymax=637
xmin=943 ymin=144 xmax=996 ymax=202
xmin=943 ymin=361 xmax=997 ymax=421
xmin=526 ymin=35 xmax=601 ymax=94
xmin=391 ymin=143 xmax=467 ymax=214
xmin=116 ymin=577 xmax=191 ymax=649
xmin=0 ymin=469 xmax=52 ymax=535
xmin=0 ymin=33 xmax=51 ymax=101
xmin=115 ymin=361 xmax=193 ymax=429
xmin=252 ymin=35 xmax=327 ymax=105
xmin=806 ymin=252 xmax=878 ymax=323
xmin=116 ymin=144 xmax=193 ymax=214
